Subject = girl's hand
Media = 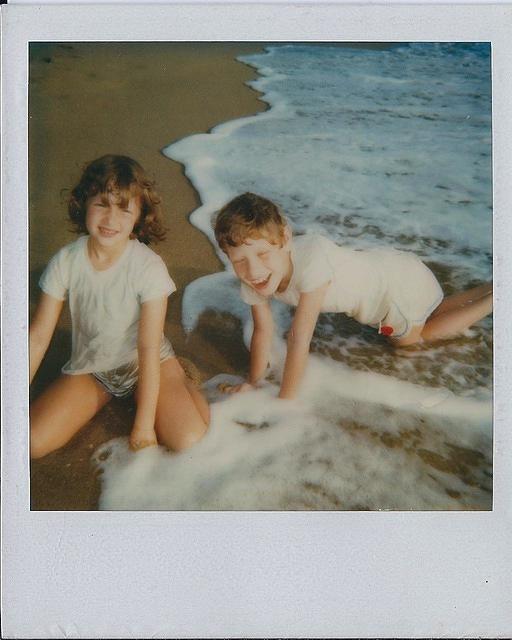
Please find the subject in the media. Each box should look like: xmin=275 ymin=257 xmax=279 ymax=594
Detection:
xmin=129 ymin=425 xmax=158 ymax=451
xmin=218 ymin=381 xmax=255 ymax=394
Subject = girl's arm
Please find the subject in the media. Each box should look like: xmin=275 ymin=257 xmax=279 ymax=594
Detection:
xmin=29 ymin=292 xmax=64 ymax=384
xmin=279 ymin=282 xmax=330 ymax=400
xmin=130 ymin=296 xmax=167 ymax=451
xmin=224 ymin=300 xmax=274 ymax=393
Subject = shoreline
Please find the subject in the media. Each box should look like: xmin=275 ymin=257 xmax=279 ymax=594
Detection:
xmin=28 ymin=42 xmax=493 ymax=512
xmin=29 ymin=42 xmax=266 ymax=510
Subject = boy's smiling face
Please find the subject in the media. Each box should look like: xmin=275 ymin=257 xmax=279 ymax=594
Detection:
xmin=226 ymin=232 xmax=293 ymax=297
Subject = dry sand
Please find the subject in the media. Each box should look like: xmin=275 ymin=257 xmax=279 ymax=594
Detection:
xmin=29 ymin=42 xmax=265 ymax=510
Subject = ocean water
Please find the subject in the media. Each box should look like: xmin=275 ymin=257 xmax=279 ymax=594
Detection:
xmin=95 ymin=43 xmax=493 ymax=510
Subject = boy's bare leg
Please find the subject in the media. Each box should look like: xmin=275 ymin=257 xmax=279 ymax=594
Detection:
xmin=392 ymin=282 xmax=493 ymax=346
xmin=391 ymin=323 xmax=424 ymax=347
xmin=152 ymin=358 xmax=209 ymax=452
xmin=30 ymin=374 xmax=112 ymax=459
xmin=421 ymin=293 xmax=492 ymax=341
xmin=430 ymin=282 xmax=493 ymax=317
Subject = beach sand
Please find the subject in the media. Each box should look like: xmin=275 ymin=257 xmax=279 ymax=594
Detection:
xmin=29 ymin=42 xmax=265 ymax=510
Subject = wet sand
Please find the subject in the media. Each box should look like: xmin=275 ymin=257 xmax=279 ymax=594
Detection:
xmin=29 ymin=42 xmax=265 ymax=510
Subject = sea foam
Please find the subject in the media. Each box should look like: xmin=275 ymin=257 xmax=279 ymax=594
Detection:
xmin=95 ymin=43 xmax=492 ymax=510
xmin=94 ymin=362 xmax=491 ymax=511
xmin=167 ymin=42 xmax=493 ymax=397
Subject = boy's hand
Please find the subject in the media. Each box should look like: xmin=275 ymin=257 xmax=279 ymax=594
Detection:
xmin=129 ymin=424 xmax=158 ymax=451
xmin=218 ymin=381 xmax=255 ymax=394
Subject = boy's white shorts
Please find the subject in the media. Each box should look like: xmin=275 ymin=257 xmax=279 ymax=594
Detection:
xmin=377 ymin=251 xmax=444 ymax=339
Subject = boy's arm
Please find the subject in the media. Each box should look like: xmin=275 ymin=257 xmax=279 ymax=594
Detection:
xmin=248 ymin=301 xmax=274 ymax=384
xmin=130 ymin=296 xmax=167 ymax=451
xmin=223 ymin=300 xmax=273 ymax=394
xmin=29 ymin=292 xmax=64 ymax=384
xmin=279 ymin=282 xmax=329 ymax=400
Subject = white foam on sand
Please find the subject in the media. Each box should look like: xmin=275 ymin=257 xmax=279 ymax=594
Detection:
xmin=93 ymin=348 xmax=491 ymax=511
xmin=95 ymin=250 xmax=492 ymax=511
xmin=93 ymin=370 xmax=491 ymax=511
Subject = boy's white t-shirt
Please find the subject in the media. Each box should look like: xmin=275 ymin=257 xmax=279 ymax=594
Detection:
xmin=39 ymin=236 xmax=176 ymax=374
xmin=240 ymin=234 xmax=443 ymax=338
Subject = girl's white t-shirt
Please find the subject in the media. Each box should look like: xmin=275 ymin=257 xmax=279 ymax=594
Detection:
xmin=39 ymin=236 xmax=176 ymax=374
xmin=240 ymin=234 xmax=443 ymax=337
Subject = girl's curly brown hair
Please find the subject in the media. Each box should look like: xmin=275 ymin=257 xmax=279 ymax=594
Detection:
xmin=214 ymin=192 xmax=287 ymax=252
xmin=68 ymin=155 xmax=166 ymax=244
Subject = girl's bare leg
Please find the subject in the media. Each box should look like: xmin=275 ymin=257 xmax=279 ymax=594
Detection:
xmin=151 ymin=358 xmax=209 ymax=452
xmin=30 ymin=374 xmax=112 ymax=459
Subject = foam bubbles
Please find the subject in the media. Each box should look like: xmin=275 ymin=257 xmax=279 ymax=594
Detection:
xmin=94 ymin=367 xmax=491 ymax=511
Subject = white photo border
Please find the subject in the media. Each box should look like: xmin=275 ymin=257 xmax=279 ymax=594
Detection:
xmin=2 ymin=3 xmax=512 ymax=638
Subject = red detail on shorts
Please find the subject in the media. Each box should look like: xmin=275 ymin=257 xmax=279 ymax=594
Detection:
xmin=380 ymin=325 xmax=394 ymax=336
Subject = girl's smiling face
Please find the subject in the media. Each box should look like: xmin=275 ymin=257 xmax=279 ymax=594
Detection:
xmin=226 ymin=233 xmax=293 ymax=297
xmin=85 ymin=191 xmax=141 ymax=251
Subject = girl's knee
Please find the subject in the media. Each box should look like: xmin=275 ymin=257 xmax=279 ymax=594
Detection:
xmin=165 ymin=422 xmax=208 ymax=453
xmin=157 ymin=357 xmax=210 ymax=451
xmin=178 ymin=426 xmax=208 ymax=452
xmin=30 ymin=429 xmax=53 ymax=459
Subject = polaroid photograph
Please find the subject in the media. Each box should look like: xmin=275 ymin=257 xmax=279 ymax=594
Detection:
xmin=2 ymin=2 xmax=512 ymax=638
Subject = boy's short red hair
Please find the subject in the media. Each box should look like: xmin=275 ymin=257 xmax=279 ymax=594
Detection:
xmin=68 ymin=155 xmax=166 ymax=244
xmin=214 ymin=192 xmax=287 ymax=252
